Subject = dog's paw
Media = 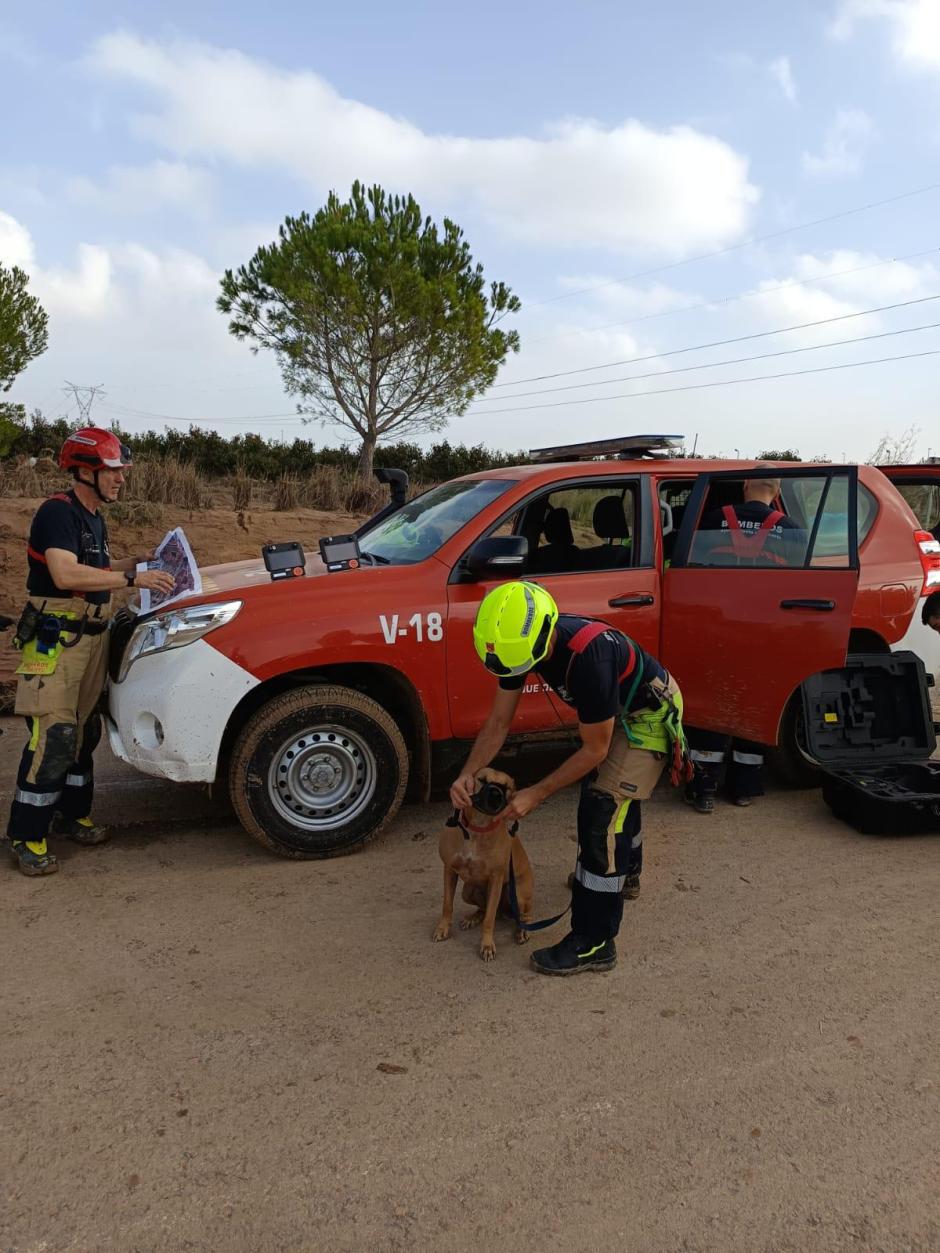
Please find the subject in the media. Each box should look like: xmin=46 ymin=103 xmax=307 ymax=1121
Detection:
xmin=515 ymin=927 xmax=530 ymax=945
xmin=432 ymin=923 xmax=451 ymax=942
xmin=459 ymin=910 xmax=484 ymax=931
xmin=479 ymin=941 xmax=496 ymax=962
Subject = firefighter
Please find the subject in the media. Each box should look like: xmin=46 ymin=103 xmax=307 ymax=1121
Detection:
xmin=925 ymin=591 xmax=940 ymax=633
xmin=699 ymin=466 xmax=804 ymax=565
xmin=5 ymin=429 xmax=174 ymax=877
xmin=683 ymin=469 xmax=804 ymax=813
xmin=450 ymin=581 xmax=691 ymax=977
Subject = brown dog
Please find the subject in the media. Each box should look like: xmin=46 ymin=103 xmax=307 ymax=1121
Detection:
xmin=432 ymin=768 xmax=535 ymax=962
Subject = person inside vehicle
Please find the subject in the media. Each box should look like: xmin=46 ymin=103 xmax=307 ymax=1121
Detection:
xmin=450 ymin=581 xmax=691 ymax=977
xmin=698 ymin=465 xmax=804 ymax=566
xmin=4 ymin=429 xmax=175 ymax=877
xmin=924 ymin=590 xmax=940 ymax=633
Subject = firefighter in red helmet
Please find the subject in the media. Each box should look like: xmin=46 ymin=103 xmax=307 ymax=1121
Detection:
xmin=4 ymin=429 xmax=174 ymax=876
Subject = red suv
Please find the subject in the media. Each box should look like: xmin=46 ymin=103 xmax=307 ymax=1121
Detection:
xmin=107 ymin=437 xmax=940 ymax=858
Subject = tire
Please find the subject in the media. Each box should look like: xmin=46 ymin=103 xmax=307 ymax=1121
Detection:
xmin=768 ymin=691 xmax=821 ymax=790
xmin=228 ymin=684 xmax=409 ymax=859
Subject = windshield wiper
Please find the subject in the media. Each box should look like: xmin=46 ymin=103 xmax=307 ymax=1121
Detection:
xmin=359 ymin=551 xmax=391 ymax=565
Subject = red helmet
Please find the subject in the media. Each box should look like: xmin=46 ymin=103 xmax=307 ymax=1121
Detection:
xmin=59 ymin=428 xmax=133 ymax=472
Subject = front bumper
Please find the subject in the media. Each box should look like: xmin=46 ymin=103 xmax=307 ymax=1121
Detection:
xmin=107 ymin=639 xmax=259 ymax=783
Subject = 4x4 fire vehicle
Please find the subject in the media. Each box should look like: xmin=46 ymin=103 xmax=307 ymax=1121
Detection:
xmin=107 ymin=435 xmax=940 ymax=858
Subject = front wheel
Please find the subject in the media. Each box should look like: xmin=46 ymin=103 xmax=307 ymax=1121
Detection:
xmin=229 ymin=684 xmax=409 ymax=858
xmin=768 ymin=691 xmax=821 ymax=789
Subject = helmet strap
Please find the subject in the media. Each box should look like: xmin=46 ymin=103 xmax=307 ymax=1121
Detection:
xmin=92 ymin=469 xmax=110 ymax=503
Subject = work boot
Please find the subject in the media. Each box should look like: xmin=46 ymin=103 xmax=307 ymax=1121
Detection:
xmin=732 ymin=796 xmax=754 ymax=808
xmin=530 ymin=932 xmax=617 ymax=976
xmin=51 ymin=815 xmax=109 ymax=845
xmin=9 ymin=839 xmax=59 ymax=876
xmin=684 ymin=786 xmax=714 ymax=815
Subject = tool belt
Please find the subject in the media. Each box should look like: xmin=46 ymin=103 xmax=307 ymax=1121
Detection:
xmin=13 ymin=602 xmax=109 ymax=653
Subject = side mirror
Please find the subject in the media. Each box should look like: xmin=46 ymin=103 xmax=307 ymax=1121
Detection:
xmin=462 ymin=536 xmax=528 ymax=580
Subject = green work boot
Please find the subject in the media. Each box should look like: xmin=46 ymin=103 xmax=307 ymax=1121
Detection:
xmin=9 ymin=839 xmax=59 ymax=876
xmin=51 ymin=815 xmax=110 ymax=846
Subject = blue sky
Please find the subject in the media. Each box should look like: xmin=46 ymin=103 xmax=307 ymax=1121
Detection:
xmin=2 ymin=0 xmax=940 ymax=460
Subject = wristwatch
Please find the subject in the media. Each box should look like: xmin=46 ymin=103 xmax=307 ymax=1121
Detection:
xmin=124 ymin=571 xmax=136 ymax=588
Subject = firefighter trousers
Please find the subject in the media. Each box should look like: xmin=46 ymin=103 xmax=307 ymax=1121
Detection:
xmin=570 ymin=710 xmax=672 ymax=943
xmin=6 ymin=598 xmax=110 ymax=842
xmin=687 ymin=727 xmax=764 ymax=802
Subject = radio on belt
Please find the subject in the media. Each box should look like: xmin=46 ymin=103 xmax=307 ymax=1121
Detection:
xmin=262 ymin=541 xmax=306 ymax=581
xmin=319 ymin=534 xmax=362 ymax=572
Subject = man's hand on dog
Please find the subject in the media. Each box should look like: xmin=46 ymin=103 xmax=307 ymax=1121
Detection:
xmin=500 ymin=785 xmax=544 ymax=823
xmin=449 ymin=772 xmax=477 ymax=811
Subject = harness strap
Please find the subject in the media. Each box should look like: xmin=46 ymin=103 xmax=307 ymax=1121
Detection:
xmin=717 ymin=506 xmax=787 ymax=563
xmin=566 ymin=621 xmax=636 ymax=686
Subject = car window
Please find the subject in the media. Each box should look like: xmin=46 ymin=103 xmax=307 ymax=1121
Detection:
xmin=789 ymin=479 xmax=878 ymax=564
xmin=685 ymin=472 xmax=856 ymax=569
xmin=522 ymin=483 xmax=638 ymax=574
xmin=360 ymin=478 xmax=516 ymax=564
xmin=888 ymin=479 xmax=940 ymax=538
xmin=658 ymin=479 xmax=695 ymax=563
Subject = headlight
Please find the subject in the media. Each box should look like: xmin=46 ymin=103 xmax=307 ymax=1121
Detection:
xmin=117 ymin=600 xmax=242 ymax=683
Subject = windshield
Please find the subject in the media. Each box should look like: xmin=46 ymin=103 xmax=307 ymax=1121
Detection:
xmin=360 ymin=478 xmax=517 ymax=565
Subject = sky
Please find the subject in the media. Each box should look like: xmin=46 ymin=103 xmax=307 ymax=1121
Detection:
xmin=2 ymin=0 xmax=940 ymax=461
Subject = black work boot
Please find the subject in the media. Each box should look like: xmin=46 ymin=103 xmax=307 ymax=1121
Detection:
xmin=50 ymin=815 xmax=109 ymax=845
xmin=530 ymin=932 xmax=617 ymax=976
xmin=8 ymin=838 xmax=59 ymax=876
xmin=684 ymin=786 xmax=714 ymax=815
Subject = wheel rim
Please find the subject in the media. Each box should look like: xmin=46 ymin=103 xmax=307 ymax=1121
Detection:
xmin=267 ymin=723 xmax=378 ymax=831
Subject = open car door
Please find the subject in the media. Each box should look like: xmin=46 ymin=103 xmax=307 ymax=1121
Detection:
xmin=661 ymin=466 xmax=860 ymax=744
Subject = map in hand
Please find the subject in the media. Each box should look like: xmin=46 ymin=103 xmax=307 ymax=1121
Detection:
xmin=137 ymin=527 xmax=202 ymax=613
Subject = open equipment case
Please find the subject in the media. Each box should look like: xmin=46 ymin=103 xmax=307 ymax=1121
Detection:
xmin=802 ymin=652 xmax=940 ymax=835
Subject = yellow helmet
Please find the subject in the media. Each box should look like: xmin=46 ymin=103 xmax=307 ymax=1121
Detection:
xmin=473 ymin=581 xmax=559 ymax=677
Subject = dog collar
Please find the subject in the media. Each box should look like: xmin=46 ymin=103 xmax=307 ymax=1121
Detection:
xmin=446 ymin=809 xmax=519 ymax=839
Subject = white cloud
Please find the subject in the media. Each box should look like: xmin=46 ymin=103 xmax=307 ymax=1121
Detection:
xmin=0 ymin=209 xmax=35 ymax=268
xmin=801 ymin=109 xmax=874 ymax=177
xmin=830 ymin=0 xmax=940 ymax=70
xmin=744 ymin=247 xmax=940 ymax=345
xmin=768 ymin=55 xmax=798 ymax=103
xmin=67 ymin=160 xmax=215 ymax=217
xmin=87 ymin=31 xmax=759 ymax=256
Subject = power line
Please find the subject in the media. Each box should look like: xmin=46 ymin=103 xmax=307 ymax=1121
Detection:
xmin=469 ymin=318 xmax=940 ymax=404
xmin=99 ymin=401 xmax=300 ymax=425
xmin=527 ymin=246 xmax=940 ymax=344
xmin=463 ymin=346 xmax=940 ymax=416
xmin=490 ymin=291 xmax=940 ymax=389
xmin=524 ymin=179 xmax=940 ymax=308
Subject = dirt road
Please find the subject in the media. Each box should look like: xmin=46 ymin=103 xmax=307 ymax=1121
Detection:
xmin=1 ymin=723 xmax=938 ymax=1253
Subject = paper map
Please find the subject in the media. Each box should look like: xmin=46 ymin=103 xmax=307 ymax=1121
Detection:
xmin=137 ymin=527 xmax=201 ymax=613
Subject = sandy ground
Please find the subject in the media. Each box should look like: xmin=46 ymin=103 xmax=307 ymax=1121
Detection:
xmin=1 ymin=725 xmax=938 ymax=1253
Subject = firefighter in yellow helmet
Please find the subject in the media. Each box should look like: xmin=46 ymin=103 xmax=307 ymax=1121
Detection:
xmin=451 ymin=580 xmax=690 ymax=976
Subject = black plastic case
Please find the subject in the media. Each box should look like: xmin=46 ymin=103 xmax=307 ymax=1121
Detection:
xmin=801 ymin=652 xmax=940 ymax=835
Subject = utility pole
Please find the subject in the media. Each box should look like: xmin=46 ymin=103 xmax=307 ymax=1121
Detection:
xmin=62 ymin=382 xmax=106 ymax=424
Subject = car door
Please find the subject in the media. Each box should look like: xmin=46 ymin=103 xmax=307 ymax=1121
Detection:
xmin=444 ymin=474 xmax=661 ymax=737
xmin=660 ymin=466 xmax=860 ymax=744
